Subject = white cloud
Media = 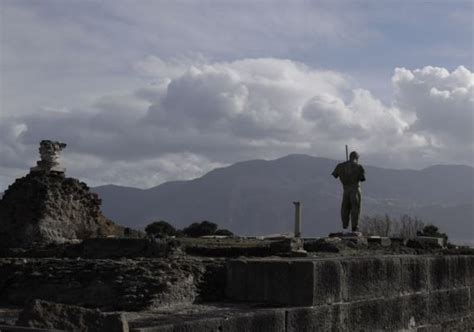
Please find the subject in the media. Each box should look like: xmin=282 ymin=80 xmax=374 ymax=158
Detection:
xmin=1 ymin=58 xmax=472 ymax=190
xmin=62 ymin=152 xmax=225 ymax=189
xmin=392 ymin=66 xmax=474 ymax=162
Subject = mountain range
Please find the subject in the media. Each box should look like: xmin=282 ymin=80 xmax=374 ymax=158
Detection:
xmin=92 ymin=154 xmax=474 ymax=243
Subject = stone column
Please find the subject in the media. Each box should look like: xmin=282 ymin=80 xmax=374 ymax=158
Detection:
xmin=293 ymin=201 xmax=302 ymax=238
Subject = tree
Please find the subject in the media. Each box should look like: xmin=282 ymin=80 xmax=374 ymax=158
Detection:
xmin=399 ymin=215 xmax=424 ymax=239
xmin=417 ymin=224 xmax=448 ymax=242
xmin=214 ymin=229 xmax=234 ymax=236
xmin=145 ymin=220 xmax=176 ymax=238
xmin=360 ymin=214 xmax=392 ymax=236
xmin=182 ymin=221 xmax=218 ymax=237
xmin=360 ymin=214 xmax=425 ymax=238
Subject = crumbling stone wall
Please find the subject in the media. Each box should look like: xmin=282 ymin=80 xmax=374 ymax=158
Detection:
xmin=0 ymin=172 xmax=125 ymax=247
xmin=0 ymin=257 xmax=219 ymax=311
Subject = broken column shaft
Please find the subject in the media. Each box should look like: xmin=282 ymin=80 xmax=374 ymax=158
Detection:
xmin=293 ymin=201 xmax=302 ymax=238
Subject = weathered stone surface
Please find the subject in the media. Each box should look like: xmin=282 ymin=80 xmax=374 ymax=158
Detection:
xmin=285 ymin=305 xmax=341 ymax=332
xmin=130 ymin=309 xmax=286 ymax=332
xmin=341 ymin=256 xmax=402 ymax=301
xmin=80 ymin=238 xmax=170 ymax=259
xmin=401 ymin=256 xmax=429 ymax=293
xmin=303 ymin=238 xmax=340 ymax=253
xmin=313 ymin=260 xmax=342 ymax=305
xmin=16 ymin=300 xmax=128 ymax=331
xmin=427 ymin=288 xmax=471 ymax=323
xmin=0 ymin=258 xmax=217 ymax=311
xmin=367 ymin=236 xmax=391 ymax=247
xmin=416 ymin=236 xmax=445 ymax=247
xmin=30 ymin=140 xmax=67 ymax=174
xmin=225 ymin=260 xmax=248 ymax=301
xmin=127 ymin=290 xmax=473 ymax=331
xmin=226 ymin=255 xmax=473 ymax=306
xmin=0 ymin=325 xmax=65 ymax=331
xmin=0 ymin=172 xmax=127 ymax=248
xmin=268 ymin=238 xmax=303 ymax=253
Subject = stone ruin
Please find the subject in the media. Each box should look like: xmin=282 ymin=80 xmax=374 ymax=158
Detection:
xmin=0 ymin=140 xmax=126 ymax=248
xmin=30 ymin=140 xmax=67 ymax=174
xmin=0 ymin=141 xmax=473 ymax=331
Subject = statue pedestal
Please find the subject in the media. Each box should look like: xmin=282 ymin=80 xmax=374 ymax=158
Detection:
xmin=329 ymin=231 xmax=363 ymax=238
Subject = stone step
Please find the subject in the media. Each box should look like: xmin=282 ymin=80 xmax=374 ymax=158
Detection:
xmin=226 ymin=255 xmax=474 ymax=306
xmin=0 ymin=326 xmax=65 ymax=332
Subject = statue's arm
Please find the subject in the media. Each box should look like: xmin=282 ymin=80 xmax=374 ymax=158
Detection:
xmin=359 ymin=165 xmax=366 ymax=182
xmin=331 ymin=165 xmax=339 ymax=178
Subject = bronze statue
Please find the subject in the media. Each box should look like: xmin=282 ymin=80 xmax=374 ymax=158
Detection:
xmin=331 ymin=151 xmax=365 ymax=232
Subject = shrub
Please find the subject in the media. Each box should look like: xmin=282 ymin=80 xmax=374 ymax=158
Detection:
xmin=182 ymin=221 xmax=218 ymax=237
xmin=417 ymin=224 xmax=448 ymax=242
xmin=214 ymin=229 xmax=234 ymax=236
xmin=145 ymin=220 xmax=176 ymax=238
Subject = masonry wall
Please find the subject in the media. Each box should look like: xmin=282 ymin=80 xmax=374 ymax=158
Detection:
xmin=225 ymin=255 xmax=473 ymax=331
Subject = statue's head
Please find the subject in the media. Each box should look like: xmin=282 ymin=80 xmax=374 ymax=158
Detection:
xmin=349 ymin=151 xmax=359 ymax=162
xmin=39 ymin=140 xmax=67 ymax=152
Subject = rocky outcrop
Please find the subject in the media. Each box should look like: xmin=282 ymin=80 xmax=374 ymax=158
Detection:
xmin=0 ymin=171 xmax=125 ymax=248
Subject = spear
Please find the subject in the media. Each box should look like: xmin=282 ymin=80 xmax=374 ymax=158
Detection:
xmin=345 ymin=145 xmax=349 ymax=161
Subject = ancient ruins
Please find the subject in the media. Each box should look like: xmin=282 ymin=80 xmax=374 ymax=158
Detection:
xmin=0 ymin=141 xmax=127 ymax=248
xmin=0 ymin=141 xmax=472 ymax=331
xmin=30 ymin=140 xmax=68 ymax=174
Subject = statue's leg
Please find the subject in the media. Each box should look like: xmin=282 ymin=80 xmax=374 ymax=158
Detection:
xmin=350 ymin=189 xmax=362 ymax=232
xmin=341 ymin=191 xmax=350 ymax=229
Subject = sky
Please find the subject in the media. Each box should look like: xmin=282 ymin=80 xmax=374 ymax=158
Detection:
xmin=0 ymin=0 xmax=473 ymax=189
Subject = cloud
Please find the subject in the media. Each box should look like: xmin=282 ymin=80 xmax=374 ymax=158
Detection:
xmin=1 ymin=57 xmax=472 ymax=190
xmin=393 ymin=66 xmax=473 ymax=141
xmin=392 ymin=66 xmax=474 ymax=164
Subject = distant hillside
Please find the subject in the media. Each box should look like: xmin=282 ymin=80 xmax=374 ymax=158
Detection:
xmin=93 ymin=155 xmax=474 ymax=242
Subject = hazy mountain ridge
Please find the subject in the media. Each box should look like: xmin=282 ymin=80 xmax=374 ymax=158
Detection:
xmin=93 ymin=154 xmax=474 ymax=242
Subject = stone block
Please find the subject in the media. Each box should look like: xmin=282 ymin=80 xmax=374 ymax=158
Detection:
xmin=313 ymin=260 xmax=342 ymax=305
xmin=246 ymin=260 xmax=267 ymax=302
xmin=303 ymin=238 xmax=340 ymax=253
xmin=285 ymin=305 xmax=341 ymax=332
xmin=466 ymin=255 xmax=474 ymax=286
xmin=341 ymin=257 xmax=401 ymax=301
xmin=225 ymin=259 xmax=248 ymax=301
xmin=340 ymin=296 xmax=406 ymax=331
xmin=219 ymin=309 xmax=286 ymax=332
xmin=427 ymin=288 xmax=470 ymax=323
xmin=130 ymin=310 xmax=286 ymax=332
xmin=400 ymin=293 xmax=429 ymax=327
xmin=269 ymin=238 xmax=303 ymax=253
xmin=367 ymin=236 xmax=391 ymax=247
xmin=263 ymin=261 xmax=291 ymax=304
xmin=289 ymin=260 xmax=315 ymax=306
xmin=428 ymin=256 xmax=468 ymax=290
xmin=416 ymin=236 xmax=444 ymax=247
xmin=401 ymin=256 xmax=429 ymax=293
xmin=131 ymin=317 xmax=222 ymax=332
xmin=390 ymin=237 xmax=408 ymax=246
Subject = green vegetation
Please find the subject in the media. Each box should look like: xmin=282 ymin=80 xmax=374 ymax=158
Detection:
xmin=144 ymin=220 xmax=234 ymax=238
xmin=417 ymin=224 xmax=448 ymax=242
xmin=182 ymin=221 xmax=218 ymax=237
xmin=214 ymin=229 xmax=234 ymax=236
xmin=145 ymin=220 xmax=176 ymax=238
